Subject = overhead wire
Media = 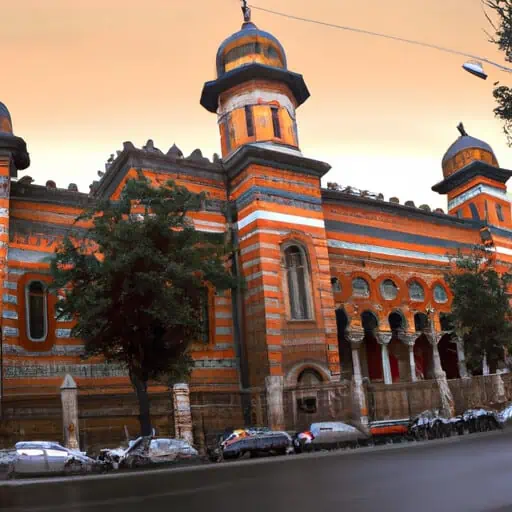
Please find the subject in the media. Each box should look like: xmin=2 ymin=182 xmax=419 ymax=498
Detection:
xmin=248 ymin=4 xmax=512 ymax=73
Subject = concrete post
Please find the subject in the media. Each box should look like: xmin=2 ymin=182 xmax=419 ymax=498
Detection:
xmin=265 ymin=375 xmax=285 ymax=431
xmin=482 ymin=352 xmax=490 ymax=376
xmin=377 ymin=333 xmax=393 ymax=385
xmin=172 ymin=383 xmax=194 ymax=445
xmin=60 ymin=374 xmax=79 ymax=450
xmin=454 ymin=337 xmax=469 ymax=378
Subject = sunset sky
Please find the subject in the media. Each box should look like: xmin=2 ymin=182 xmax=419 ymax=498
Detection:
xmin=2 ymin=0 xmax=511 ymax=209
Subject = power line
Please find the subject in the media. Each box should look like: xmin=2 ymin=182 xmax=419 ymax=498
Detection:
xmin=248 ymin=4 xmax=512 ymax=73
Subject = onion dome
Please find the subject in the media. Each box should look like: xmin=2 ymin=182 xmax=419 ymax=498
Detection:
xmin=442 ymin=123 xmax=498 ymax=178
xmin=0 ymin=102 xmax=13 ymax=134
xmin=216 ymin=20 xmax=287 ymax=78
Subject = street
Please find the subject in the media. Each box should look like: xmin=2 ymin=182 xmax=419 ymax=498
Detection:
xmin=2 ymin=431 xmax=512 ymax=512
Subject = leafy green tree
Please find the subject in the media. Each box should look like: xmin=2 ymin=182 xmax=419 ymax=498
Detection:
xmin=50 ymin=177 xmax=236 ymax=436
xmin=485 ymin=0 xmax=512 ymax=144
xmin=445 ymin=246 xmax=512 ymax=373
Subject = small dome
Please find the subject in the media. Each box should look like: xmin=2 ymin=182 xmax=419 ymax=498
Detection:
xmin=442 ymin=124 xmax=498 ymax=178
xmin=0 ymin=102 xmax=13 ymax=134
xmin=216 ymin=21 xmax=287 ymax=78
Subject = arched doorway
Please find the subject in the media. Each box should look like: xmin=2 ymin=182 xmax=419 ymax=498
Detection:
xmin=335 ymin=308 xmax=353 ymax=380
xmin=361 ymin=311 xmax=382 ymax=382
xmin=438 ymin=334 xmax=459 ymax=379
xmin=388 ymin=311 xmax=407 ymax=382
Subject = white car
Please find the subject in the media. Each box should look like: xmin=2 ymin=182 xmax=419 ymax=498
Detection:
xmin=8 ymin=441 xmax=102 ymax=478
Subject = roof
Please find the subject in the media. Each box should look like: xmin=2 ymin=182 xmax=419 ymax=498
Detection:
xmin=442 ymin=135 xmax=495 ymax=163
xmin=216 ymin=21 xmax=288 ymax=77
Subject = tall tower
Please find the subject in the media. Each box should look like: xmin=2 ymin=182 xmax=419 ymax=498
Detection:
xmin=201 ymin=6 xmax=340 ymax=402
xmin=433 ymin=123 xmax=511 ymax=227
xmin=200 ymin=4 xmax=309 ymax=157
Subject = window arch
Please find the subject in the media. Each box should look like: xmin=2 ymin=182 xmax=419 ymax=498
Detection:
xmin=352 ymin=277 xmax=370 ymax=298
xmin=408 ymin=280 xmax=425 ymax=302
xmin=284 ymin=244 xmax=312 ymax=320
xmin=26 ymin=281 xmax=48 ymax=342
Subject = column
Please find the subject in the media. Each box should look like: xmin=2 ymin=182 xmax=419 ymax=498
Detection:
xmin=378 ymin=333 xmax=393 ymax=385
xmin=172 ymin=383 xmax=193 ymax=445
xmin=347 ymin=328 xmax=368 ymax=428
xmin=454 ymin=337 xmax=469 ymax=378
xmin=407 ymin=340 xmax=417 ymax=382
xmin=265 ymin=375 xmax=285 ymax=431
xmin=60 ymin=374 xmax=79 ymax=450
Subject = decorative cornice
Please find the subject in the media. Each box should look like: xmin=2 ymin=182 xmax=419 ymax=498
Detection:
xmin=223 ymin=143 xmax=330 ymax=182
xmin=432 ymin=160 xmax=512 ymax=195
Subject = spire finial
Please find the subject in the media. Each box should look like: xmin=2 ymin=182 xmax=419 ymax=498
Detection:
xmin=457 ymin=122 xmax=468 ymax=137
xmin=241 ymin=0 xmax=251 ymax=23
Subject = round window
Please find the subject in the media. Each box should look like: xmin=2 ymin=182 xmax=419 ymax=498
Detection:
xmin=408 ymin=281 xmax=425 ymax=302
xmin=433 ymin=284 xmax=448 ymax=303
xmin=380 ymin=279 xmax=398 ymax=300
xmin=352 ymin=278 xmax=369 ymax=298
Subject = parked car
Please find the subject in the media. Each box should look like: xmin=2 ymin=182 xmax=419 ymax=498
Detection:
xmin=99 ymin=436 xmax=201 ymax=469
xmin=294 ymin=422 xmax=369 ymax=452
xmin=7 ymin=441 xmax=103 ymax=479
xmin=221 ymin=430 xmax=293 ymax=460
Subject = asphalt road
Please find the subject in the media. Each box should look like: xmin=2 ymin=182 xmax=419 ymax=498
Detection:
xmin=2 ymin=431 xmax=512 ymax=512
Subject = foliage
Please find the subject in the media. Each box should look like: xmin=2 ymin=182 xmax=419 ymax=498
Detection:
xmin=50 ymin=177 xmax=237 ymax=434
xmin=485 ymin=0 xmax=512 ymax=144
xmin=445 ymin=245 xmax=512 ymax=372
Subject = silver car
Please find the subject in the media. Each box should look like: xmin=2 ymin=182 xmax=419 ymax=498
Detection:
xmin=8 ymin=441 xmax=102 ymax=478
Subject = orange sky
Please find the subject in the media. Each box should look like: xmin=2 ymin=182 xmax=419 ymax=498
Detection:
xmin=2 ymin=0 xmax=511 ymax=209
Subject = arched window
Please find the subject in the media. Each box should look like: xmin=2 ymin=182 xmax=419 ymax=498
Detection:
xmin=284 ymin=245 xmax=312 ymax=320
xmin=408 ymin=281 xmax=425 ymax=302
xmin=331 ymin=277 xmax=341 ymax=293
xmin=26 ymin=281 xmax=48 ymax=341
xmin=271 ymin=106 xmax=281 ymax=138
xmin=380 ymin=279 xmax=398 ymax=300
xmin=352 ymin=277 xmax=370 ymax=298
xmin=298 ymin=369 xmax=323 ymax=386
xmin=388 ymin=311 xmax=405 ymax=331
xmin=433 ymin=284 xmax=448 ymax=304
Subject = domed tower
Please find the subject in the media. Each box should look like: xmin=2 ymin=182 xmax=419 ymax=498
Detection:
xmin=432 ymin=123 xmax=512 ymax=226
xmin=200 ymin=4 xmax=309 ymax=157
xmin=199 ymin=5 xmax=340 ymax=401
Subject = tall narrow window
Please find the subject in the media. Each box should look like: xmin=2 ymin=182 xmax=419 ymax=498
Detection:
xmin=199 ymin=288 xmax=210 ymax=343
xmin=469 ymin=203 xmax=480 ymax=221
xmin=496 ymin=203 xmax=505 ymax=222
xmin=27 ymin=281 xmax=47 ymax=341
xmin=284 ymin=245 xmax=311 ymax=320
xmin=271 ymin=107 xmax=281 ymax=139
xmin=223 ymin=115 xmax=232 ymax=153
xmin=484 ymin=200 xmax=489 ymax=220
xmin=245 ymin=105 xmax=254 ymax=137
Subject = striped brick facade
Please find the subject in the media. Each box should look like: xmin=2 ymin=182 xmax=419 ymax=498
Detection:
xmin=1 ymin=18 xmax=512 ymax=417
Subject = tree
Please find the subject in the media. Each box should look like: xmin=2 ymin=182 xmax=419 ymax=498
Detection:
xmin=50 ymin=177 xmax=237 ymax=436
xmin=445 ymin=246 xmax=512 ymax=373
xmin=485 ymin=0 xmax=512 ymax=145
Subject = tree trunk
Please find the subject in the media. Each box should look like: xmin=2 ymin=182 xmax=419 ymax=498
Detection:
xmin=130 ymin=372 xmax=152 ymax=437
